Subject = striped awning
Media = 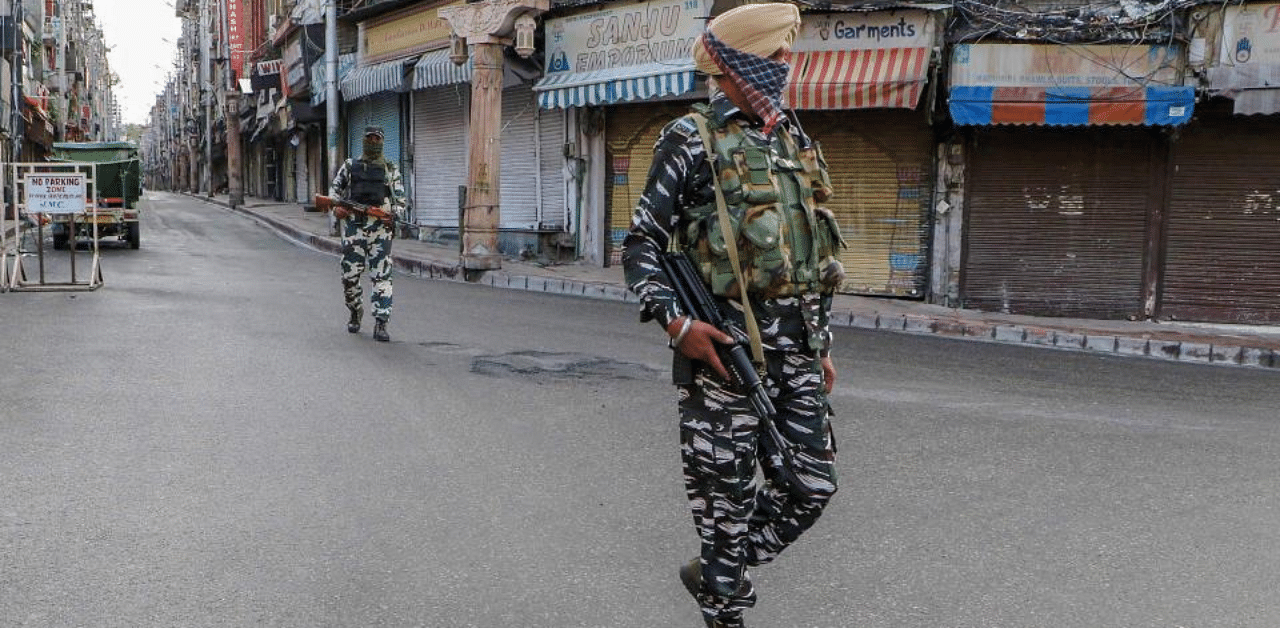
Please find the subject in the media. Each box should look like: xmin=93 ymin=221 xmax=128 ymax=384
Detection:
xmin=533 ymin=62 xmax=697 ymax=109
xmin=340 ymin=57 xmax=414 ymax=101
xmin=949 ymin=85 xmax=1195 ymax=126
xmin=413 ymin=49 xmax=473 ymax=90
xmin=786 ymin=48 xmax=929 ymax=110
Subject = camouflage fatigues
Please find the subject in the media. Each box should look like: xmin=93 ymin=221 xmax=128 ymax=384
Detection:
xmin=331 ymin=157 xmax=406 ymax=322
xmin=621 ymin=94 xmax=840 ymax=624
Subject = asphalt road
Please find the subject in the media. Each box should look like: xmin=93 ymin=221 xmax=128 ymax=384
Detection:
xmin=3 ymin=192 xmax=1280 ymax=628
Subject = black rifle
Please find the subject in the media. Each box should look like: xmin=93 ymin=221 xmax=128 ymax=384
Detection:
xmin=659 ymin=252 xmax=776 ymax=419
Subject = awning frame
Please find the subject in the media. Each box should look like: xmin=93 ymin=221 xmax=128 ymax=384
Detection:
xmin=340 ymin=56 xmax=417 ymax=101
xmin=948 ymin=85 xmax=1195 ymax=127
xmin=533 ymin=62 xmax=699 ymax=109
xmin=412 ymin=49 xmax=473 ymax=91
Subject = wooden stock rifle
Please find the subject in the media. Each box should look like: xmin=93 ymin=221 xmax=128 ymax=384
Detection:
xmin=313 ymin=194 xmax=406 ymax=225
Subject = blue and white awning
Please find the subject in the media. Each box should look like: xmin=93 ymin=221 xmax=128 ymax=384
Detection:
xmin=533 ymin=62 xmax=697 ymax=109
xmin=413 ymin=49 xmax=473 ymax=90
xmin=340 ymin=57 xmax=415 ymax=101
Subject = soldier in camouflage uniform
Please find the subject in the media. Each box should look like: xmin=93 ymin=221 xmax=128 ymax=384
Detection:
xmin=621 ymin=4 xmax=845 ymax=627
xmin=331 ymin=126 xmax=407 ymax=342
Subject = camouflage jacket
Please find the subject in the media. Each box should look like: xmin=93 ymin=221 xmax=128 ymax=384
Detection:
xmin=621 ymin=94 xmax=834 ymax=355
xmin=331 ymin=156 xmax=408 ymax=222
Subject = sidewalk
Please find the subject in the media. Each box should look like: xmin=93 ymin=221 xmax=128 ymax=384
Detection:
xmin=187 ymin=192 xmax=1280 ymax=370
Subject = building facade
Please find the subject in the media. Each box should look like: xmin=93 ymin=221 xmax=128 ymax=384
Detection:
xmin=147 ymin=0 xmax=1280 ymax=325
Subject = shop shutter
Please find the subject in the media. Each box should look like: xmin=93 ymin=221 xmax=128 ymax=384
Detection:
xmin=538 ymin=106 xmax=567 ymax=229
xmin=346 ymin=92 xmax=402 ymax=168
xmin=962 ymin=128 xmax=1153 ymax=319
xmin=499 ymin=85 xmax=540 ymax=229
xmin=294 ymin=134 xmax=309 ymax=202
xmin=412 ymin=86 xmax=469 ymax=227
xmin=604 ymin=103 xmax=694 ymax=266
xmin=1164 ymin=107 xmax=1280 ymax=323
xmin=796 ymin=110 xmax=934 ymax=297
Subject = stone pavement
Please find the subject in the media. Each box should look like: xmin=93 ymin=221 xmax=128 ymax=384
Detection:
xmin=187 ymin=192 xmax=1280 ymax=370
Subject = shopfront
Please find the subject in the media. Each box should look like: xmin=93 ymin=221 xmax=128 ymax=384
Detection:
xmin=789 ymin=9 xmax=940 ymax=297
xmin=411 ymin=49 xmax=471 ymax=233
xmin=534 ymin=0 xmax=713 ymax=266
xmin=1162 ymin=2 xmax=1280 ymax=323
xmin=949 ymin=42 xmax=1195 ymax=319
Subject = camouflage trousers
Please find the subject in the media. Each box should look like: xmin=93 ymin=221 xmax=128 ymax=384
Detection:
xmin=678 ymin=350 xmax=837 ymax=622
xmin=340 ymin=215 xmax=394 ymax=321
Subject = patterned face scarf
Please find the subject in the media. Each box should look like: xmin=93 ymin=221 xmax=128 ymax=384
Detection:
xmin=701 ymin=29 xmax=790 ymax=136
xmin=363 ymin=136 xmax=384 ymax=161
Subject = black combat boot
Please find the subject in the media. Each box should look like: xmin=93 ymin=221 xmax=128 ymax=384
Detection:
xmin=347 ymin=309 xmax=361 ymax=333
xmin=680 ymin=559 xmax=701 ymax=600
xmin=373 ymin=319 xmax=390 ymax=342
xmin=680 ymin=559 xmax=747 ymax=628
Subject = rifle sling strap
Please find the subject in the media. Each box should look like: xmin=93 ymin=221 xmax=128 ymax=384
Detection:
xmin=689 ymin=113 xmax=766 ymax=367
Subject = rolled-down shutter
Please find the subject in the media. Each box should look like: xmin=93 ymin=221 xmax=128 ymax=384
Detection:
xmin=413 ymin=86 xmax=469 ymax=228
xmin=796 ymin=109 xmax=934 ymax=297
xmin=962 ymin=128 xmax=1153 ymax=319
xmin=538 ymin=104 xmax=567 ymax=230
xmin=499 ymin=85 xmax=539 ymax=229
xmin=604 ymin=102 xmax=693 ymax=266
xmin=1164 ymin=110 xmax=1280 ymax=323
xmin=294 ymin=134 xmax=308 ymax=202
xmin=347 ymin=92 xmax=402 ymax=167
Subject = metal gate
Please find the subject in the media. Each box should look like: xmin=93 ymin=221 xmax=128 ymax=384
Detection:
xmin=962 ymin=128 xmax=1156 ymax=319
xmin=412 ymin=86 xmax=469 ymax=229
xmin=1163 ymin=107 xmax=1280 ymax=323
xmin=604 ymin=102 xmax=691 ymax=266
xmin=347 ymin=93 xmax=403 ymax=168
xmin=795 ymin=109 xmax=935 ymax=297
xmin=2 ymin=162 xmax=107 ymax=292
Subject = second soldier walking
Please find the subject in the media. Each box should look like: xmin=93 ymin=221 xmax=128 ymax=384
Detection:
xmin=331 ymin=126 xmax=407 ymax=342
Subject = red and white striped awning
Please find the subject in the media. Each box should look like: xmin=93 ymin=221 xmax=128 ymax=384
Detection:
xmin=786 ymin=48 xmax=930 ymax=110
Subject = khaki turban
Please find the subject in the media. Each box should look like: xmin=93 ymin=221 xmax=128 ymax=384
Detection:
xmin=693 ymin=3 xmax=801 ymax=76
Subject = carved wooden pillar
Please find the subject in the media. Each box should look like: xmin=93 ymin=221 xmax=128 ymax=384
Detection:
xmin=440 ymin=0 xmax=548 ymax=276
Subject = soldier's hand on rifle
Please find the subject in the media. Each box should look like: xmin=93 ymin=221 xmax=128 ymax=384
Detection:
xmin=667 ymin=316 xmax=735 ymax=382
xmin=332 ymin=206 xmax=349 ymax=220
xmin=821 ymin=354 xmax=836 ymax=394
xmin=380 ymin=214 xmax=394 ymax=227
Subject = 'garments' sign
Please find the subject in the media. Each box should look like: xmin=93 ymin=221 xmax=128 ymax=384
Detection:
xmin=793 ymin=10 xmax=934 ymax=52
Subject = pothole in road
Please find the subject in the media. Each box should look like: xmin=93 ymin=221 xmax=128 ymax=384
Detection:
xmin=471 ymin=350 xmax=662 ymax=382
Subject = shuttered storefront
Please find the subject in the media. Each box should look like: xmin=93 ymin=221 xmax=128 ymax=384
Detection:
xmin=538 ymin=106 xmax=567 ymax=230
xmin=1164 ymin=106 xmax=1280 ymax=323
xmin=294 ymin=134 xmax=309 ymax=202
xmin=796 ymin=110 xmax=933 ymax=297
xmin=604 ymin=102 xmax=691 ymax=265
xmin=346 ymin=92 xmax=403 ymax=169
xmin=962 ymin=128 xmax=1155 ymax=318
xmin=499 ymin=85 xmax=541 ymax=229
xmin=412 ymin=87 xmax=469 ymax=228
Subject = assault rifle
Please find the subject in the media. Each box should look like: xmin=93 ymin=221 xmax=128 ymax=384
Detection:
xmin=659 ymin=251 xmax=776 ymax=420
xmin=313 ymin=194 xmax=405 ymax=225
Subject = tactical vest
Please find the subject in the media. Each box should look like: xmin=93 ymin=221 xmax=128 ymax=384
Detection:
xmin=680 ymin=105 xmax=846 ymax=300
xmin=349 ymin=159 xmax=389 ymax=206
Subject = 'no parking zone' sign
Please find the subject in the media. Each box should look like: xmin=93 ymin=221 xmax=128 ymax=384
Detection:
xmin=25 ymin=174 xmax=86 ymax=215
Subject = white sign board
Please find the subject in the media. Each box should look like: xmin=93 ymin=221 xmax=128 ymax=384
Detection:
xmin=793 ymin=10 xmax=935 ymax=53
xmin=1218 ymin=2 xmax=1280 ymax=87
xmin=543 ymin=0 xmax=712 ymax=75
xmin=25 ymin=174 xmax=86 ymax=215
